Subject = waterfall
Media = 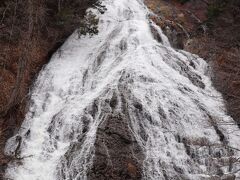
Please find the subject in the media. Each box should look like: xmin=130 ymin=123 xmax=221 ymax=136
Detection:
xmin=4 ymin=0 xmax=240 ymax=179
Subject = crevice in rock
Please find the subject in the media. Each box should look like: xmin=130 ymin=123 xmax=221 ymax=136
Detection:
xmin=150 ymin=24 xmax=162 ymax=43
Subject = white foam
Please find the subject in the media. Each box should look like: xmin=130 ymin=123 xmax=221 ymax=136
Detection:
xmin=5 ymin=0 xmax=240 ymax=179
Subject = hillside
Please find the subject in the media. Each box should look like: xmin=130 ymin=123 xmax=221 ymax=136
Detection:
xmin=0 ymin=0 xmax=102 ymax=177
xmin=1 ymin=0 xmax=240 ymax=179
xmin=145 ymin=0 xmax=240 ymax=124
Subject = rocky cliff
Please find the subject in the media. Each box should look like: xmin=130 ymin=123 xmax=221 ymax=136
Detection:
xmin=0 ymin=0 xmax=101 ymax=177
xmin=3 ymin=0 xmax=240 ymax=179
xmin=1 ymin=0 xmax=240 ymax=179
xmin=145 ymin=0 xmax=240 ymax=125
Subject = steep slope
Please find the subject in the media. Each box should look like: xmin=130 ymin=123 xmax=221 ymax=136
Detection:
xmin=4 ymin=0 xmax=240 ymax=179
xmin=0 ymin=1 xmax=100 ymax=177
xmin=145 ymin=0 xmax=240 ymax=124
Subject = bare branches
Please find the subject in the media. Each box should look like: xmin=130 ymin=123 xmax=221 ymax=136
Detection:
xmin=0 ymin=3 xmax=9 ymax=24
xmin=0 ymin=0 xmax=35 ymax=117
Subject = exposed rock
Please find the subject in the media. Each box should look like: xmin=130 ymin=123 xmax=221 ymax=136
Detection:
xmin=150 ymin=24 xmax=162 ymax=43
xmin=145 ymin=0 xmax=240 ymax=125
xmin=221 ymin=174 xmax=236 ymax=180
xmin=0 ymin=0 xmax=103 ymax=178
xmin=88 ymin=113 xmax=144 ymax=180
xmin=3 ymin=0 xmax=240 ymax=179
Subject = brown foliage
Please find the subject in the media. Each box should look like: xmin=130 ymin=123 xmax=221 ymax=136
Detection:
xmin=0 ymin=0 xmax=102 ymax=177
xmin=146 ymin=0 xmax=240 ymax=126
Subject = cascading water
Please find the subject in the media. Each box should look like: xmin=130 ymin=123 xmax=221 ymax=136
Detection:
xmin=4 ymin=0 xmax=240 ymax=179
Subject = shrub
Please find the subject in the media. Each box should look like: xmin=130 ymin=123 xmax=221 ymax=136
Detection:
xmin=77 ymin=11 xmax=99 ymax=37
xmin=207 ymin=1 xmax=227 ymax=19
xmin=178 ymin=0 xmax=190 ymax=4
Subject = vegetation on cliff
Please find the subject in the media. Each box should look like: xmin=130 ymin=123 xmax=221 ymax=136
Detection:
xmin=146 ymin=0 xmax=240 ymax=125
xmin=0 ymin=0 xmax=103 ymax=177
xmin=0 ymin=0 xmax=240 ymax=178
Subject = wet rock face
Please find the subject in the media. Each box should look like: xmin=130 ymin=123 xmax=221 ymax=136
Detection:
xmin=150 ymin=24 xmax=162 ymax=43
xmin=88 ymin=113 xmax=143 ymax=180
xmin=53 ymin=87 xmax=145 ymax=180
xmin=163 ymin=26 xmax=185 ymax=49
xmin=146 ymin=0 xmax=240 ymax=126
xmin=4 ymin=0 xmax=240 ymax=179
xmin=88 ymin=91 xmax=144 ymax=180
